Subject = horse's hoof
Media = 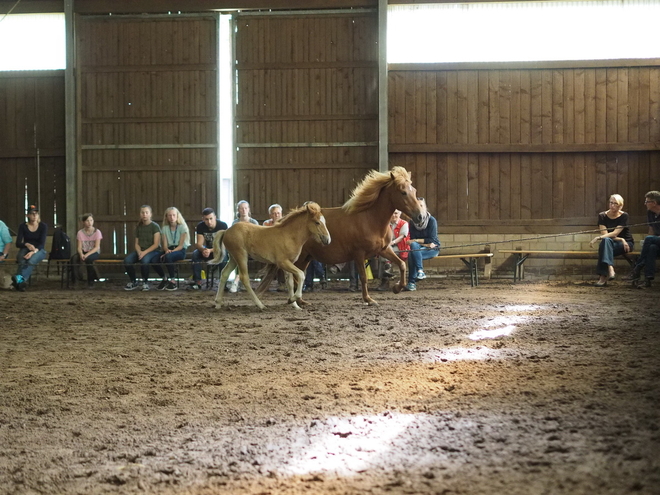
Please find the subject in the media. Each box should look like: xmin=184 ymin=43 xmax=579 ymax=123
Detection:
xmin=297 ymin=298 xmax=310 ymax=306
xmin=291 ymin=301 xmax=302 ymax=310
xmin=365 ymin=298 xmax=379 ymax=306
xmin=392 ymin=285 xmax=403 ymax=294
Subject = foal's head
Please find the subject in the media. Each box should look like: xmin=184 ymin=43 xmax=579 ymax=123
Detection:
xmin=304 ymin=201 xmax=331 ymax=246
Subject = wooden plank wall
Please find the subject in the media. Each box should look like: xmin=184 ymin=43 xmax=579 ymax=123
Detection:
xmin=77 ymin=15 xmax=217 ymax=255
xmin=0 ymin=72 xmax=65 ymax=230
xmin=234 ymin=12 xmax=379 ymax=219
xmin=389 ymin=67 xmax=660 ymax=233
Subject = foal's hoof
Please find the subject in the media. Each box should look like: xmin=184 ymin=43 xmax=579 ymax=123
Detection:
xmin=392 ymin=284 xmax=403 ymax=294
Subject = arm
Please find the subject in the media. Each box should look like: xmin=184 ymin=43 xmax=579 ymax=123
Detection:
xmin=176 ymin=231 xmax=188 ymax=251
xmin=77 ymin=232 xmax=85 ymax=259
xmin=422 ymin=219 xmax=439 ymax=249
xmin=138 ymin=231 xmax=161 ymax=259
xmin=15 ymin=224 xmax=25 ymax=249
xmin=82 ymin=234 xmax=102 ymax=260
xmin=196 ymin=233 xmax=212 ymax=258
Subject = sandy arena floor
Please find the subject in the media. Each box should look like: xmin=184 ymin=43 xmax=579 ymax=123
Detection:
xmin=1 ymin=277 xmax=659 ymax=494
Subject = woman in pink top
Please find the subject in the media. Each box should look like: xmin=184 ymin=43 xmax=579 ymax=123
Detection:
xmin=72 ymin=213 xmax=103 ymax=287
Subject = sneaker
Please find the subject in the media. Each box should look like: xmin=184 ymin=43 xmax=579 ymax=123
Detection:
xmin=229 ymin=280 xmax=239 ymax=293
xmin=627 ymin=266 xmax=642 ymax=281
xmin=165 ymin=281 xmax=177 ymax=291
xmin=320 ymin=279 xmax=328 ymax=290
xmin=141 ymin=283 xmax=150 ymax=291
xmin=637 ymin=279 xmax=653 ymax=289
xmin=416 ymin=271 xmax=427 ymax=280
xmin=190 ymin=282 xmax=202 ymax=290
xmin=405 ymin=282 xmax=417 ymax=291
xmin=124 ymin=281 xmax=140 ymax=291
xmin=157 ymin=280 xmax=168 ymax=290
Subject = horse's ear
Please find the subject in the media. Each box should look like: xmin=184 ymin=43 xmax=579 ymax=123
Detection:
xmin=390 ymin=171 xmax=395 ymax=181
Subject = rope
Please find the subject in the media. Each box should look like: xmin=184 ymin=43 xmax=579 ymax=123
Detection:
xmin=0 ymin=0 xmax=23 ymax=24
xmin=405 ymin=220 xmax=660 ymax=253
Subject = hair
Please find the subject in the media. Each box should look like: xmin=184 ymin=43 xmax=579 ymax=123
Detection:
xmin=80 ymin=213 xmax=94 ymax=222
xmin=645 ymin=191 xmax=660 ymax=203
xmin=202 ymin=207 xmax=215 ymax=216
xmin=163 ymin=206 xmax=186 ymax=227
xmin=610 ymin=194 xmax=624 ymax=207
xmin=268 ymin=203 xmax=282 ymax=215
xmin=278 ymin=201 xmax=321 ymax=227
xmin=343 ymin=166 xmax=412 ymax=214
xmin=235 ymin=200 xmax=251 ymax=218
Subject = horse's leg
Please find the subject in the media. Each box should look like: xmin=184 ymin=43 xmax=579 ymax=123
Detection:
xmin=215 ymin=257 xmax=237 ymax=309
xmin=280 ymin=260 xmax=306 ymax=309
xmin=236 ymin=252 xmax=266 ymax=310
xmin=378 ymin=246 xmax=406 ymax=294
xmin=354 ymin=257 xmax=377 ymax=305
xmin=294 ymin=255 xmax=312 ymax=304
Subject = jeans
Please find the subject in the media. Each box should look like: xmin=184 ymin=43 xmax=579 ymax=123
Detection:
xmin=16 ymin=248 xmax=47 ymax=280
xmin=191 ymin=249 xmax=227 ymax=282
xmin=161 ymin=250 xmax=186 ymax=278
xmin=124 ymin=250 xmax=163 ymax=282
xmin=304 ymin=260 xmax=325 ymax=287
xmin=597 ymin=238 xmax=633 ymax=276
xmin=634 ymin=235 xmax=660 ymax=279
xmin=71 ymin=251 xmax=100 ymax=281
xmin=407 ymin=242 xmax=440 ymax=282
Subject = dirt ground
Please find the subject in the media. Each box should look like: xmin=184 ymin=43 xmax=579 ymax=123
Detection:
xmin=1 ymin=276 xmax=659 ymax=495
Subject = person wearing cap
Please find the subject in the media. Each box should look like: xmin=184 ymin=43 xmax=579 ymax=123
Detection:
xmin=12 ymin=205 xmax=48 ymax=291
xmin=190 ymin=207 xmax=228 ymax=290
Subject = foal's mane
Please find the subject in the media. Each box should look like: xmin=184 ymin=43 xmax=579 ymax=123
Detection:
xmin=278 ymin=201 xmax=321 ymax=227
xmin=343 ymin=166 xmax=411 ymax=214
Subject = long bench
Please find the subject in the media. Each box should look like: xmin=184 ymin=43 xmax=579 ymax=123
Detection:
xmin=500 ymin=250 xmax=640 ymax=282
xmin=426 ymin=252 xmax=494 ymax=287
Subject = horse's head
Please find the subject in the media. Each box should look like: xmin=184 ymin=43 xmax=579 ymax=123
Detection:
xmin=305 ymin=201 xmax=332 ymax=246
xmin=388 ymin=166 xmax=427 ymax=224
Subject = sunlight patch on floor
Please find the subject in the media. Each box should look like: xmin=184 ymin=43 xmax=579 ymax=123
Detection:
xmin=283 ymin=413 xmax=416 ymax=476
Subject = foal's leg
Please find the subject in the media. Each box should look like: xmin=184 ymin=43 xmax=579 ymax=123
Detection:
xmin=280 ymin=260 xmax=306 ymax=309
xmin=215 ymin=257 xmax=237 ymax=309
xmin=236 ymin=253 xmax=266 ymax=310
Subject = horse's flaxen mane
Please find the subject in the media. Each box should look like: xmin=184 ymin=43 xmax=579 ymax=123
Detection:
xmin=342 ymin=166 xmax=411 ymax=214
xmin=278 ymin=201 xmax=321 ymax=227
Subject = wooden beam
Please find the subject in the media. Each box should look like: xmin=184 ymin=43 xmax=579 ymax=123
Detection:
xmin=390 ymin=59 xmax=660 ymax=72
xmin=389 ymin=143 xmax=660 ymax=153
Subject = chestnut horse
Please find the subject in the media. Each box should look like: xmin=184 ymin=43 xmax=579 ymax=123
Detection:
xmin=257 ymin=166 xmax=426 ymax=305
xmin=211 ymin=202 xmax=331 ymax=310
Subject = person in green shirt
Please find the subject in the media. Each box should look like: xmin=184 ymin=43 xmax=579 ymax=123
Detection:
xmin=123 ymin=205 xmax=163 ymax=291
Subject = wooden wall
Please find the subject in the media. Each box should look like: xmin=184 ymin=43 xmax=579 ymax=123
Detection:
xmin=77 ymin=15 xmax=218 ymax=254
xmin=234 ymin=12 xmax=379 ymax=217
xmin=0 ymin=71 xmax=65 ymax=231
xmin=389 ymin=67 xmax=660 ymax=233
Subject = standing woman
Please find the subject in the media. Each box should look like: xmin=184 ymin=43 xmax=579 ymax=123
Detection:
xmin=12 ymin=205 xmax=48 ymax=291
xmin=589 ymin=194 xmax=634 ymax=287
xmin=123 ymin=205 xmax=164 ymax=291
xmin=158 ymin=206 xmax=190 ymax=291
xmin=72 ymin=213 xmax=103 ymax=287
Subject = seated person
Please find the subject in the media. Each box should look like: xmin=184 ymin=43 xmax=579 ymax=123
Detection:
xmin=405 ymin=198 xmax=440 ymax=291
xmin=191 ymin=207 xmax=227 ymax=290
xmin=0 ymin=218 xmax=11 ymax=261
xmin=629 ymin=190 xmax=660 ymax=288
xmin=71 ymin=213 xmax=103 ymax=288
xmin=376 ymin=209 xmax=409 ymax=291
xmin=588 ymin=194 xmax=633 ymax=287
xmin=228 ymin=200 xmax=259 ymax=292
xmin=158 ymin=207 xmax=190 ymax=291
xmin=12 ymin=205 xmax=48 ymax=291
xmin=263 ymin=203 xmax=286 ymax=291
xmin=124 ymin=205 xmax=163 ymax=291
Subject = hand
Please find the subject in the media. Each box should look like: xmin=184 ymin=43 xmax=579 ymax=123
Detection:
xmin=24 ymin=251 xmax=34 ymax=260
xmin=589 ymin=236 xmax=601 ymax=247
xmin=429 ymin=242 xmax=438 ymax=249
xmin=623 ymin=242 xmax=631 ymax=253
xmin=137 ymin=250 xmax=144 ymax=260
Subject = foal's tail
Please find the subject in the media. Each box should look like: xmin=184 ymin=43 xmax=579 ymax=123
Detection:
xmin=210 ymin=230 xmax=227 ymax=265
xmin=255 ymin=264 xmax=279 ymax=296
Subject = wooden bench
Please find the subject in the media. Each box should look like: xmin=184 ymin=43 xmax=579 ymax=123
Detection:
xmin=426 ymin=252 xmax=494 ymax=287
xmin=500 ymin=250 xmax=640 ymax=282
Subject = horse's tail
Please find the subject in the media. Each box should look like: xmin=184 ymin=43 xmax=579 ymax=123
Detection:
xmin=210 ymin=230 xmax=227 ymax=264
xmin=255 ymin=264 xmax=279 ymax=296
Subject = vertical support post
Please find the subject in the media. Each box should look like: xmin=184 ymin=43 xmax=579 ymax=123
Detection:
xmin=64 ymin=0 xmax=77 ymax=236
xmin=377 ymin=0 xmax=388 ymax=173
